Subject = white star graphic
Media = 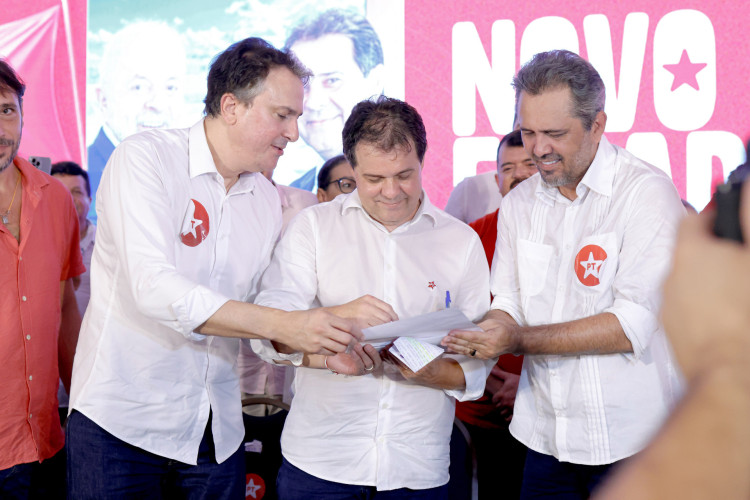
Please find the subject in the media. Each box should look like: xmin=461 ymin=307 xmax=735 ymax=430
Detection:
xmin=245 ymin=478 xmax=262 ymax=498
xmin=180 ymin=200 xmax=203 ymax=239
xmin=579 ymin=251 xmax=604 ymax=279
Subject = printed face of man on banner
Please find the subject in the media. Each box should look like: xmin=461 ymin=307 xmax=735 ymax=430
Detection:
xmin=285 ymin=8 xmax=385 ymax=162
xmin=96 ymin=21 xmax=186 ymax=144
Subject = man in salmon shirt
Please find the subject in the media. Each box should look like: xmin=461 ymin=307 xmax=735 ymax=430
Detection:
xmin=0 ymin=59 xmax=84 ymax=497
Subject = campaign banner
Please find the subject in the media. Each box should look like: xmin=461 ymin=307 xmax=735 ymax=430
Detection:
xmin=406 ymin=1 xmax=749 ymax=209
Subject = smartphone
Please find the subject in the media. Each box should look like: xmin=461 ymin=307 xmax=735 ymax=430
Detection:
xmin=28 ymin=156 xmax=52 ymax=174
xmin=712 ymin=181 xmax=744 ymax=243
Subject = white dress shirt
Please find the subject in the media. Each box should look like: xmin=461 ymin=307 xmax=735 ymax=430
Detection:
xmin=252 ymin=191 xmax=493 ymax=490
xmin=69 ymin=120 xmax=281 ymax=464
xmin=444 ymin=171 xmax=502 ymax=223
xmin=58 ymin=222 xmax=98 ymax=408
xmin=237 ymin=182 xmax=317 ymax=396
xmin=75 ymin=221 xmax=96 ymax=316
xmin=492 ymin=136 xmax=684 ymax=465
xmin=275 ymin=183 xmax=318 ymax=231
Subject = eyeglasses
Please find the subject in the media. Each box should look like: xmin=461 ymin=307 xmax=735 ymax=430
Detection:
xmin=324 ymin=176 xmax=357 ymax=194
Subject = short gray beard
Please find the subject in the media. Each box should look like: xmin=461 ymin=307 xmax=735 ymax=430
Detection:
xmin=539 ymin=169 xmax=578 ymax=189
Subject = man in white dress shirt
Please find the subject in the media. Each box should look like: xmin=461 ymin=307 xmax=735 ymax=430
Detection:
xmin=252 ymin=96 xmax=494 ymax=499
xmin=443 ymin=50 xmax=685 ymax=498
xmin=444 ymin=171 xmax=502 ymax=224
xmin=66 ymin=38 xmax=361 ymax=498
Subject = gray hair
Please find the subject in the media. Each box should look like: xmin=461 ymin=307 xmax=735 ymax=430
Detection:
xmin=512 ymin=50 xmax=605 ymax=130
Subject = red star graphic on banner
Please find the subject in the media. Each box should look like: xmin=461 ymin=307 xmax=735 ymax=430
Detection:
xmin=428 ymin=281 xmax=436 ymax=289
xmin=663 ymin=50 xmax=707 ymax=91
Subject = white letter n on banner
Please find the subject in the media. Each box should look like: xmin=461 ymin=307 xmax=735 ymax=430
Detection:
xmin=452 ymin=20 xmax=516 ymax=137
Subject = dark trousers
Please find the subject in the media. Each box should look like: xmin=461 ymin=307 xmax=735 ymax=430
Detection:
xmin=66 ymin=410 xmax=244 ymax=499
xmin=463 ymin=421 xmax=527 ymax=500
xmin=520 ymin=448 xmax=615 ymax=499
xmin=0 ymin=462 xmax=34 ymax=499
xmin=277 ymin=457 xmax=449 ymax=500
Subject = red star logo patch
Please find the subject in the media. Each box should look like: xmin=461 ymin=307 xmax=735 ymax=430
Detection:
xmin=180 ymin=199 xmax=210 ymax=247
xmin=574 ymin=245 xmax=608 ymax=286
xmin=245 ymin=473 xmax=266 ymax=499
xmin=428 ymin=281 xmax=436 ymax=289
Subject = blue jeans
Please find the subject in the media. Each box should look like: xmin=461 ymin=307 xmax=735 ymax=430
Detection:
xmin=520 ymin=448 xmax=615 ymax=499
xmin=0 ymin=462 xmax=34 ymax=499
xmin=277 ymin=457 xmax=448 ymax=500
xmin=66 ymin=410 xmax=244 ymax=499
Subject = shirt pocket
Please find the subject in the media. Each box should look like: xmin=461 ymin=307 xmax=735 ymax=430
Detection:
xmin=517 ymin=239 xmax=554 ymax=298
xmin=571 ymin=231 xmax=619 ymax=295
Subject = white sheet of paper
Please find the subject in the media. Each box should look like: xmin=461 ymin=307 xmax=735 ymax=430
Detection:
xmin=389 ymin=337 xmax=445 ymax=372
xmin=362 ymin=308 xmax=481 ymax=351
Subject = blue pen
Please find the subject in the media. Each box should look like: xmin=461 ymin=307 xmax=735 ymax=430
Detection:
xmin=445 ymin=290 xmax=451 ymax=309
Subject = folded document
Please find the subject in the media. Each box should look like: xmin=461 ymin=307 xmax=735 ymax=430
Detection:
xmin=362 ymin=308 xmax=481 ymax=372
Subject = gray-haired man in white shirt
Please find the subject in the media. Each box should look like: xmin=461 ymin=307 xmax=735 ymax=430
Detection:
xmin=253 ymin=96 xmax=494 ymax=499
xmin=443 ymin=50 xmax=685 ymax=498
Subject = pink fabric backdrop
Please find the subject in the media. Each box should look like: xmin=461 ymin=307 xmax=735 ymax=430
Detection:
xmin=0 ymin=1 xmax=87 ymax=166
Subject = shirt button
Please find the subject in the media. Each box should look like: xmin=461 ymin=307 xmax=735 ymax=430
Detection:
xmin=382 ymin=403 xmax=389 ymax=409
xmin=28 ymin=375 xmax=32 ymax=381
xmin=18 ymin=256 xmax=22 ymax=261
xmin=22 ymin=296 xmax=27 ymax=301
xmin=26 ymin=335 xmax=31 ymax=340
xmin=29 ymin=414 xmax=32 ymax=419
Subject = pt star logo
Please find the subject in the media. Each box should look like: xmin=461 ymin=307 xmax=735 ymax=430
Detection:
xmin=574 ymin=245 xmax=608 ymax=287
xmin=245 ymin=473 xmax=266 ymax=499
xmin=180 ymin=199 xmax=210 ymax=247
xmin=428 ymin=281 xmax=436 ymax=289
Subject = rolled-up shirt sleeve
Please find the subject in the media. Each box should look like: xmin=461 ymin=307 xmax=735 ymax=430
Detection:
xmin=250 ymin=208 xmax=319 ymax=363
xmin=445 ymin=354 xmax=496 ymax=401
xmin=98 ymin=137 xmax=230 ymax=340
xmin=604 ymin=175 xmax=683 ymax=359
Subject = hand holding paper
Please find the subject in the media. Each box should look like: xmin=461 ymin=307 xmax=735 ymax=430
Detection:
xmin=363 ymin=308 xmax=482 ymax=349
xmin=363 ymin=309 xmax=482 ymax=373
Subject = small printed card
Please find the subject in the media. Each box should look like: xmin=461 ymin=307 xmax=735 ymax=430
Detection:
xmin=388 ymin=337 xmax=445 ymax=372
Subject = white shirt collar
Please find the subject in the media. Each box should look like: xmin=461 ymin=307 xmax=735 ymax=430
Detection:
xmin=188 ymin=119 xmax=256 ymax=195
xmin=340 ymin=189 xmax=439 ymax=231
xmin=535 ymin=135 xmax=617 ymax=204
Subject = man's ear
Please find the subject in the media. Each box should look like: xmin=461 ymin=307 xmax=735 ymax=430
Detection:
xmin=590 ymin=110 xmax=607 ymax=142
xmin=494 ymin=173 xmax=500 ymax=189
xmin=220 ymin=93 xmax=243 ymax=126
